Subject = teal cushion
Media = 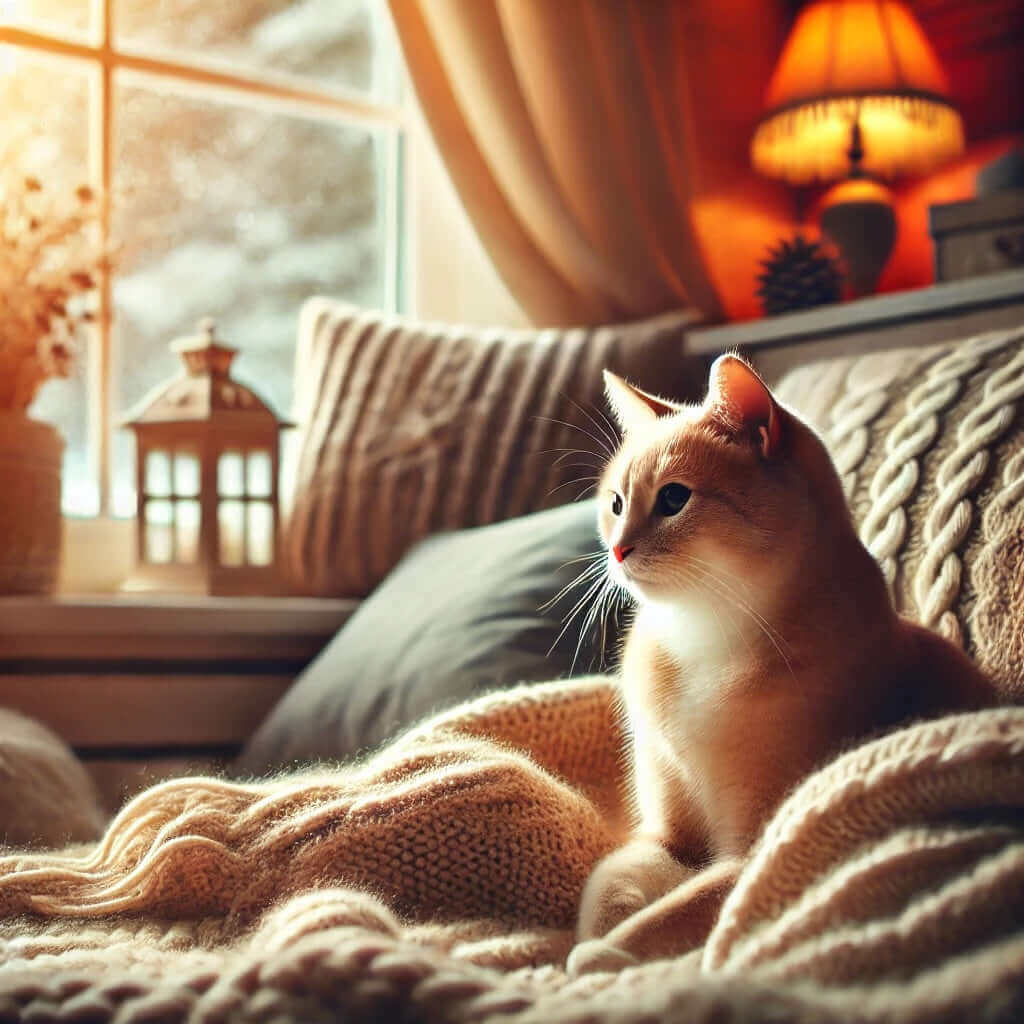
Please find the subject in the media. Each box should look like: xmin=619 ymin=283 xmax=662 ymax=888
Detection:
xmin=236 ymin=501 xmax=620 ymax=773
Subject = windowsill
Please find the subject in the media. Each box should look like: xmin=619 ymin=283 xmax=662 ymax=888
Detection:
xmin=0 ymin=593 xmax=359 ymax=763
xmin=0 ymin=592 xmax=358 ymax=663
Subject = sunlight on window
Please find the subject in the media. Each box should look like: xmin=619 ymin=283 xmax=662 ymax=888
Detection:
xmin=0 ymin=0 xmax=94 ymax=39
xmin=111 ymin=74 xmax=395 ymax=517
xmin=114 ymin=0 xmax=399 ymax=101
xmin=2 ymin=46 xmax=97 ymax=515
xmin=3 ymin=2 xmax=402 ymax=522
xmin=144 ymin=499 xmax=173 ymax=562
xmin=246 ymin=450 xmax=272 ymax=497
xmin=173 ymin=451 xmax=200 ymax=496
xmin=144 ymin=450 xmax=172 ymax=496
xmin=217 ymin=452 xmax=245 ymax=498
xmin=246 ymin=501 xmax=273 ymax=566
xmin=217 ymin=499 xmax=245 ymax=566
xmin=175 ymin=498 xmax=201 ymax=562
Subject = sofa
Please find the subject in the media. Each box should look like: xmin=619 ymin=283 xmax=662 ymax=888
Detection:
xmin=0 ymin=300 xmax=1022 ymax=1023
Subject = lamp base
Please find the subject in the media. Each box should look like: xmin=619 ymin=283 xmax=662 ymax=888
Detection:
xmin=820 ymin=178 xmax=896 ymax=297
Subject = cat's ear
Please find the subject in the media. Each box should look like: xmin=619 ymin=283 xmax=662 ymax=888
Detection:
xmin=706 ymin=355 xmax=782 ymax=458
xmin=603 ymin=370 xmax=679 ymax=433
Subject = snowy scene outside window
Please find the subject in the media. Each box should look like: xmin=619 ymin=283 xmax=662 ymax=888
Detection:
xmin=0 ymin=0 xmax=403 ymax=516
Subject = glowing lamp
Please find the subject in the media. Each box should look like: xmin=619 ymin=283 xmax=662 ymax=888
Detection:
xmin=752 ymin=0 xmax=965 ymax=295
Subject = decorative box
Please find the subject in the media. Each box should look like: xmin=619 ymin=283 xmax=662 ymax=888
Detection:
xmin=929 ymin=189 xmax=1024 ymax=282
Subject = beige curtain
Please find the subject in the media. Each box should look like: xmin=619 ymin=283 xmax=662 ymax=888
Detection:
xmin=389 ymin=0 xmax=795 ymax=326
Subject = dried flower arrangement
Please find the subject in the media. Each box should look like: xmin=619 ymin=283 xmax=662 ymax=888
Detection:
xmin=0 ymin=173 xmax=105 ymax=412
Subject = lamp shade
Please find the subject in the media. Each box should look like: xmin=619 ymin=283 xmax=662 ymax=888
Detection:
xmin=752 ymin=0 xmax=965 ymax=184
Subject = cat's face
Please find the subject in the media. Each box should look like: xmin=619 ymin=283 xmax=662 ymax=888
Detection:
xmin=597 ymin=356 xmax=844 ymax=608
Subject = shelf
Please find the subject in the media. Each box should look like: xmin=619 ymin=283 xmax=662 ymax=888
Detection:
xmin=686 ymin=268 xmax=1024 ymax=355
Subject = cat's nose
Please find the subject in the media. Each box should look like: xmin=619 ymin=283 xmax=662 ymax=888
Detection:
xmin=613 ymin=544 xmax=635 ymax=563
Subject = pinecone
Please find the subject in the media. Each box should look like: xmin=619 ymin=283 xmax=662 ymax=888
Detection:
xmin=756 ymin=235 xmax=844 ymax=316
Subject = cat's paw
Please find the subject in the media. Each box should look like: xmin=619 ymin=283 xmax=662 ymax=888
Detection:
xmin=577 ymin=875 xmax=649 ymax=940
xmin=566 ymin=938 xmax=639 ymax=976
xmin=576 ymin=838 xmax=690 ymax=940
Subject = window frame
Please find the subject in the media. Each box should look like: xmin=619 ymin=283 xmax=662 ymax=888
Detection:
xmin=0 ymin=0 xmax=407 ymax=519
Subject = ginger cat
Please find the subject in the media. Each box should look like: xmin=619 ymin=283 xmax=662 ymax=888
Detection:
xmin=574 ymin=355 xmax=996 ymax=966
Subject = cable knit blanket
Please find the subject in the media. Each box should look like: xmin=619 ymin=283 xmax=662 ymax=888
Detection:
xmin=2 ymin=676 xmax=1024 ymax=1023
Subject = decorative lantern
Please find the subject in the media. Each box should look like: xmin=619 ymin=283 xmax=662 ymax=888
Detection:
xmin=121 ymin=318 xmax=292 ymax=595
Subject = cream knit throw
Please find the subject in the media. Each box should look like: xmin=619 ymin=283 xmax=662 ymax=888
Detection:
xmin=2 ymin=677 xmax=1023 ymax=1023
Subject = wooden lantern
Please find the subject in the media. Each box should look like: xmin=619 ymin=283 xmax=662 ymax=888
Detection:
xmin=121 ymin=318 xmax=292 ymax=595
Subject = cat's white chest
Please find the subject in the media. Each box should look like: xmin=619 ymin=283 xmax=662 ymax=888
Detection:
xmin=639 ymin=599 xmax=739 ymax=701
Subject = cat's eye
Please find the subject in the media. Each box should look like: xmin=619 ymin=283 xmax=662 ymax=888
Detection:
xmin=611 ymin=492 xmax=623 ymax=516
xmin=656 ymin=483 xmax=690 ymax=516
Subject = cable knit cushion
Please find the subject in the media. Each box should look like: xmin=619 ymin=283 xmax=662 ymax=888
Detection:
xmin=773 ymin=324 xmax=1024 ymax=697
xmin=283 ymin=300 xmax=700 ymax=597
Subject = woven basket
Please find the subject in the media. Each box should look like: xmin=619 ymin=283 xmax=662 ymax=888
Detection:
xmin=0 ymin=411 xmax=64 ymax=595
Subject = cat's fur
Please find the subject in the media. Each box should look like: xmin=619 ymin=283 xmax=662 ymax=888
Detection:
xmin=574 ymin=355 xmax=996 ymax=963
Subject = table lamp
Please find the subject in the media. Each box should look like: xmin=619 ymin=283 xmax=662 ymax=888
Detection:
xmin=752 ymin=0 xmax=965 ymax=295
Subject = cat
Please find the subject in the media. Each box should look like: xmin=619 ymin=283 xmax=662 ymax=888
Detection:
xmin=573 ymin=354 xmax=996 ymax=968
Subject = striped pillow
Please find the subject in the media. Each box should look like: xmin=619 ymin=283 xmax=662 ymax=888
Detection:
xmin=284 ymin=300 xmax=699 ymax=597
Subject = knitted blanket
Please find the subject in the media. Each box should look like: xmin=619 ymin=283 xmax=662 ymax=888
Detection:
xmin=2 ymin=676 xmax=1023 ymax=1023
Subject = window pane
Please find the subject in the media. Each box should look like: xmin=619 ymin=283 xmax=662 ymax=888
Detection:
xmin=0 ymin=0 xmax=94 ymax=40
xmin=144 ymin=450 xmax=172 ymax=496
xmin=173 ymin=450 xmax=200 ymax=496
xmin=3 ymin=48 xmax=97 ymax=515
xmin=246 ymin=450 xmax=272 ymax=497
xmin=32 ymin=341 xmax=96 ymax=515
xmin=218 ymin=499 xmax=245 ymax=566
xmin=217 ymin=452 xmax=244 ymax=497
xmin=144 ymin=499 xmax=173 ymax=562
xmin=246 ymin=501 xmax=273 ymax=566
xmin=114 ymin=0 xmax=399 ymax=101
xmin=175 ymin=498 xmax=200 ymax=562
xmin=112 ymin=72 xmax=394 ymax=514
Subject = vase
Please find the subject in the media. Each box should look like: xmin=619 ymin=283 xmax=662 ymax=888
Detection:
xmin=0 ymin=411 xmax=64 ymax=595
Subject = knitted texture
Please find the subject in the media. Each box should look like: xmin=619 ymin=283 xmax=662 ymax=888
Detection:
xmin=282 ymin=300 xmax=701 ymax=597
xmin=2 ymin=677 xmax=1024 ymax=1023
xmin=775 ymin=325 xmax=1024 ymax=692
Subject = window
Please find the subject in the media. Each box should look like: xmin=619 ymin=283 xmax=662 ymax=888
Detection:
xmin=216 ymin=449 xmax=274 ymax=566
xmin=2 ymin=0 xmax=405 ymax=518
xmin=142 ymin=448 xmax=200 ymax=563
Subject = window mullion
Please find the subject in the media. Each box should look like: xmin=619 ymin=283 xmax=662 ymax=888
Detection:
xmin=95 ymin=0 xmax=113 ymax=517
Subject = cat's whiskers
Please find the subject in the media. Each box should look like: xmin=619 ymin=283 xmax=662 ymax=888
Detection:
xmin=678 ymin=561 xmax=796 ymax=681
xmin=545 ymin=475 xmax=602 ymax=501
xmin=681 ymin=560 xmax=793 ymax=656
xmin=593 ymin=574 xmax=629 ymax=671
xmin=675 ymin=567 xmax=736 ymax=659
xmin=540 ymin=557 xmax=605 ymax=612
xmin=547 ymin=571 xmax=608 ymax=659
xmin=678 ymin=552 xmax=753 ymax=596
xmin=590 ymin=401 xmax=623 ymax=452
xmin=572 ymin=576 xmax=611 ymax=673
xmin=597 ymin=575 xmax=629 ymax=669
xmin=536 ymin=446 xmax=606 ymax=461
xmin=564 ymin=395 xmax=621 ymax=459
xmin=557 ymin=551 xmax=607 ymax=570
xmin=533 ymin=415 xmax=615 ymax=460
xmin=551 ymin=450 xmax=604 ymax=469
xmin=656 ymin=565 xmax=749 ymax=665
